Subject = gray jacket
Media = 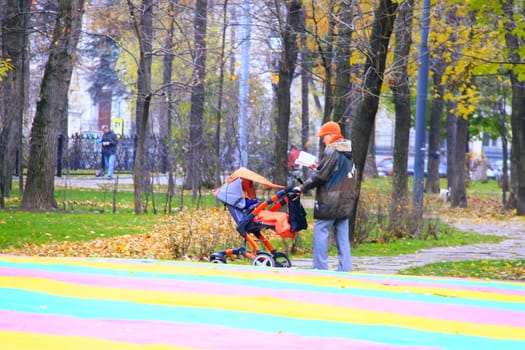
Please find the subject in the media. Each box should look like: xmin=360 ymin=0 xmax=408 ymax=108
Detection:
xmin=300 ymin=139 xmax=356 ymax=220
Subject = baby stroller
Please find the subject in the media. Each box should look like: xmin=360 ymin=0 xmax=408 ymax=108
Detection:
xmin=210 ymin=167 xmax=307 ymax=267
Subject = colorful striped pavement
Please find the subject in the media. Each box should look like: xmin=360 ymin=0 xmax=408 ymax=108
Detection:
xmin=1 ymin=255 xmax=524 ymax=349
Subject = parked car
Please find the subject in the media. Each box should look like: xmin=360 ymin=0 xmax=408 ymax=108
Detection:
xmin=407 ymin=157 xmax=447 ymax=177
xmin=486 ymin=165 xmax=497 ymax=180
xmin=376 ymin=156 xmax=394 ymax=176
xmin=490 ymin=159 xmax=511 ymax=182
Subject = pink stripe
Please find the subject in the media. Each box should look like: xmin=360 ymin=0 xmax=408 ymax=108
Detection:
xmin=0 ymin=310 xmax=438 ymax=350
xmin=3 ymin=267 xmax=524 ymax=327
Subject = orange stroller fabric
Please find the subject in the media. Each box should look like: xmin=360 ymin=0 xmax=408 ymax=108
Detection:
xmin=255 ymin=210 xmax=295 ymax=238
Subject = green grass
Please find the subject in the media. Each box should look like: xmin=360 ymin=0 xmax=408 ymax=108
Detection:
xmin=399 ymin=259 xmax=525 ymax=280
xmin=0 ymin=211 xmax=161 ymax=249
xmin=361 ymin=176 xmax=504 ymax=197
xmin=465 ymin=179 xmax=504 ymax=199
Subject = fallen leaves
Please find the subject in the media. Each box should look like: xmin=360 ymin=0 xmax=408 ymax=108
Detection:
xmin=2 ymin=207 xmax=284 ymax=263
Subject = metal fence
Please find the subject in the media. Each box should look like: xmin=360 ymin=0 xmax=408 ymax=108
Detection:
xmin=58 ymin=134 xmax=169 ymax=174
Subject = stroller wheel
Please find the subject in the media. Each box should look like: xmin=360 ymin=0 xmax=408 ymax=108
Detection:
xmin=252 ymin=253 xmax=275 ymax=267
xmin=210 ymin=252 xmax=227 ymax=264
xmin=272 ymin=252 xmax=292 ymax=268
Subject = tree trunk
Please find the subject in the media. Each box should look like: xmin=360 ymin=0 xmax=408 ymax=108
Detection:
xmin=300 ymin=6 xmax=310 ymax=155
xmin=389 ymin=0 xmax=413 ymax=234
xmin=214 ymin=0 xmax=228 ymax=197
xmin=0 ymin=0 xmax=31 ymax=207
xmin=349 ymin=0 xmax=397 ymax=236
xmin=189 ymin=0 xmax=208 ymax=200
xmin=332 ymin=0 xmax=354 ymax=133
xmin=162 ymin=1 xmax=175 ymax=213
xmin=446 ymin=98 xmax=457 ymax=191
xmin=274 ymin=0 xmax=302 ymax=186
xmin=128 ymin=0 xmax=153 ymax=214
xmin=322 ymin=2 xmax=336 ymax=126
xmin=502 ymin=0 xmax=525 ymax=215
xmin=496 ymin=98 xmax=510 ymax=207
xmin=425 ymin=61 xmax=445 ymax=194
xmin=21 ymin=0 xmax=85 ymax=210
xmin=450 ymin=115 xmax=468 ymax=207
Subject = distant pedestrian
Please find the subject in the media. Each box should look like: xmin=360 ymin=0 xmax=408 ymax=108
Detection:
xmin=287 ymin=145 xmax=300 ymax=170
xmin=100 ymin=125 xmax=118 ymax=180
xmin=295 ymin=121 xmax=355 ymax=272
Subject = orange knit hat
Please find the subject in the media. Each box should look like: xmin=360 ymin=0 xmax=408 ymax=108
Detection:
xmin=316 ymin=121 xmax=341 ymax=137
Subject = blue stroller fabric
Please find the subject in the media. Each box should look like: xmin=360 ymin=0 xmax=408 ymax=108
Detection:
xmin=289 ymin=196 xmax=307 ymax=232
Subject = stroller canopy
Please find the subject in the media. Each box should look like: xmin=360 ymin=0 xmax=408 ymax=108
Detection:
xmin=225 ymin=167 xmax=283 ymax=188
xmin=216 ymin=168 xmax=282 ymax=209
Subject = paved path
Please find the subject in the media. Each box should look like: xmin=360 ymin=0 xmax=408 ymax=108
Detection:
xmin=53 ymin=174 xmax=176 ymax=188
xmin=293 ymin=218 xmax=525 ymax=273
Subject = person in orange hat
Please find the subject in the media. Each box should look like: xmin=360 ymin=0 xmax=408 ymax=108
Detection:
xmin=296 ymin=121 xmax=356 ymax=271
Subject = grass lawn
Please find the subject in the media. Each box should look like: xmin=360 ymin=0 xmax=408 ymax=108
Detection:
xmin=399 ymin=259 xmax=525 ymax=280
xmin=0 ymin=211 xmax=160 ymax=249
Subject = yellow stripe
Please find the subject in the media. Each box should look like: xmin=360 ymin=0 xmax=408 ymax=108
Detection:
xmin=0 ymin=330 xmax=192 ymax=350
xmin=1 ymin=276 xmax=524 ymax=341
xmin=3 ymin=256 xmax=524 ymax=304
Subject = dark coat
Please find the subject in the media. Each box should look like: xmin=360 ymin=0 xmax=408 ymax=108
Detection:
xmin=300 ymin=139 xmax=356 ymax=220
xmin=101 ymin=130 xmax=118 ymax=156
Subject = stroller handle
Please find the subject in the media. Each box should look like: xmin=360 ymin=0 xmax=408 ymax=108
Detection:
xmin=284 ymin=183 xmax=301 ymax=201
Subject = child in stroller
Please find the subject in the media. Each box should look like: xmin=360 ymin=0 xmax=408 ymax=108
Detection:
xmin=211 ymin=167 xmax=307 ymax=267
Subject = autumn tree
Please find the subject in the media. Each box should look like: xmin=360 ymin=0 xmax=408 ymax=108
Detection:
xmin=21 ymin=0 xmax=85 ymax=210
xmin=160 ymin=0 xmax=176 ymax=211
xmin=125 ymin=0 xmax=154 ymax=214
xmin=424 ymin=2 xmax=447 ymax=194
xmin=306 ymin=0 xmax=337 ymax=126
xmin=501 ymin=0 xmax=525 ymax=214
xmin=349 ymin=0 xmax=397 ymax=235
xmin=0 ymin=0 xmax=32 ymax=207
xmin=188 ymin=0 xmax=208 ymax=200
xmin=331 ymin=1 xmax=355 ymax=131
xmin=389 ymin=0 xmax=414 ymax=234
xmin=272 ymin=0 xmax=303 ymax=186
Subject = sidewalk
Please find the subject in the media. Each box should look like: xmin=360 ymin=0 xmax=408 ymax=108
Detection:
xmin=53 ymin=174 xmax=175 ymax=189
xmin=293 ymin=218 xmax=525 ymax=273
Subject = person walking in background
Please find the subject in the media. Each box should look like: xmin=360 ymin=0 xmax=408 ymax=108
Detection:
xmin=287 ymin=145 xmax=300 ymax=169
xmin=296 ymin=121 xmax=355 ymax=271
xmin=100 ymin=124 xmax=118 ymax=180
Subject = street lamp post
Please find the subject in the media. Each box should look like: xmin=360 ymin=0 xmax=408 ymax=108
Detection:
xmin=412 ymin=0 xmax=431 ymax=232
xmin=238 ymin=0 xmax=250 ymax=168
